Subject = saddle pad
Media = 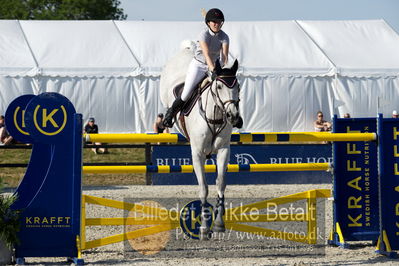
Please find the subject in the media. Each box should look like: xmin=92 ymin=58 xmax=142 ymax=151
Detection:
xmin=173 ymin=78 xmax=211 ymax=116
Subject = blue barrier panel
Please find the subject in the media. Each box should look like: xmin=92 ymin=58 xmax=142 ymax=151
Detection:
xmin=151 ymin=144 xmax=332 ymax=185
xmin=5 ymin=95 xmax=52 ymax=210
xmin=6 ymin=93 xmax=83 ymax=264
xmin=376 ymin=114 xmax=399 ymax=257
xmin=330 ymin=116 xmax=379 ymax=246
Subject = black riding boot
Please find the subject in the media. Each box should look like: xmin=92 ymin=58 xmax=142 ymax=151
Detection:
xmin=163 ymin=97 xmax=185 ymax=128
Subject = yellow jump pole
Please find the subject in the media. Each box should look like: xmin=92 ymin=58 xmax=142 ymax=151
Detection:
xmin=83 ymin=163 xmax=331 ymax=174
xmin=85 ymin=132 xmax=376 ymax=144
xmin=85 ymin=133 xmax=183 ymax=143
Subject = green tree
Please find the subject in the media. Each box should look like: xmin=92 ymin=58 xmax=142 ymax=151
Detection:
xmin=0 ymin=0 xmax=127 ymax=20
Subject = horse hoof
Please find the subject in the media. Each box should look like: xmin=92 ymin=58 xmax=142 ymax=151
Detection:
xmin=199 ymin=228 xmax=212 ymax=240
xmin=213 ymin=225 xmax=225 ymax=232
xmin=199 ymin=232 xmax=211 ymax=240
xmin=212 ymin=221 xmax=226 ymax=232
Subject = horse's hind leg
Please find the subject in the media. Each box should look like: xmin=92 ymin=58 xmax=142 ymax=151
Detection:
xmin=213 ymin=147 xmax=229 ymax=232
xmin=191 ymin=149 xmax=211 ymax=240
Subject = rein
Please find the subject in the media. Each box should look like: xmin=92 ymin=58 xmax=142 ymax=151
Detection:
xmin=198 ymin=76 xmax=239 ymax=147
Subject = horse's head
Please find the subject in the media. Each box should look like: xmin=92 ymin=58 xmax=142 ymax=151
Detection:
xmin=211 ymin=59 xmax=240 ymax=126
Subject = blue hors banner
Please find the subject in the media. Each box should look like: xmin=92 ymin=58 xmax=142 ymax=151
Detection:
xmin=151 ymin=144 xmax=332 ymax=185
xmin=332 ymin=117 xmax=379 ymax=243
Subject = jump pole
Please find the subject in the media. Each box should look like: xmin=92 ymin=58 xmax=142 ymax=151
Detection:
xmin=86 ymin=132 xmax=377 ymax=144
xmin=82 ymin=163 xmax=331 ymax=174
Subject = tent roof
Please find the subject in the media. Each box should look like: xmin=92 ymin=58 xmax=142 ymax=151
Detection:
xmin=19 ymin=20 xmax=140 ymax=77
xmin=224 ymin=21 xmax=335 ymax=76
xmin=114 ymin=21 xmax=202 ymax=76
xmin=0 ymin=19 xmax=398 ymax=77
xmin=298 ymin=20 xmax=399 ymax=77
xmin=0 ymin=20 xmax=37 ymax=76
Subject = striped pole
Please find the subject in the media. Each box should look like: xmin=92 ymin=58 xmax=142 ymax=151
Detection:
xmin=83 ymin=163 xmax=331 ymax=174
xmin=85 ymin=132 xmax=376 ymax=144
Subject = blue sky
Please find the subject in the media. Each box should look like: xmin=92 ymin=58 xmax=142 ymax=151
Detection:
xmin=119 ymin=0 xmax=399 ymax=33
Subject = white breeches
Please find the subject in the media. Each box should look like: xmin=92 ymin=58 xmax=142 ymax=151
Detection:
xmin=181 ymin=59 xmax=208 ymax=101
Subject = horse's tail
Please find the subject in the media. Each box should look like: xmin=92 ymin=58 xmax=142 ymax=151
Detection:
xmin=180 ymin=39 xmax=196 ymax=51
xmin=160 ymin=42 xmax=194 ymax=108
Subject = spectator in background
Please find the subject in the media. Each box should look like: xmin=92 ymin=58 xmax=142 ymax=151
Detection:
xmin=84 ymin=117 xmax=108 ymax=154
xmin=314 ymin=111 xmax=332 ymax=132
xmin=0 ymin=115 xmax=4 ymax=128
xmin=0 ymin=115 xmax=14 ymax=145
xmin=393 ymin=110 xmax=399 ymax=118
xmin=344 ymin=113 xmax=351 ymax=118
xmin=153 ymin=113 xmax=169 ymax=134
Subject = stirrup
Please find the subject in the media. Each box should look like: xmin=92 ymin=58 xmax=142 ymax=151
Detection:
xmin=163 ymin=116 xmax=174 ymax=128
xmin=163 ymin=98 xmax=184 ymax=128
xmin=163 ymin=108 xmax=176 ymax=128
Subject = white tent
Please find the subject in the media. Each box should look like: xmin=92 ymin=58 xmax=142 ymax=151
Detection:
xmin=297 ymin=20 xmax=399 ymax=118
xmin=0 ymin=19 xmax=398 ymax=133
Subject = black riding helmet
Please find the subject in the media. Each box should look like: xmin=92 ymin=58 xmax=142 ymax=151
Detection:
xmin=205 ymin=8 xmax=225 ymax=24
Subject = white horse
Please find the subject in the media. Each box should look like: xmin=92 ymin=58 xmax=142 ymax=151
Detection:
xmin=160 ymin=45 xmax=240 ymax=239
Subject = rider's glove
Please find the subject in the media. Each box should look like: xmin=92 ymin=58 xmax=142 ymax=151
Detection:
xmin=207 ymin=70 xmax=216 ymax=81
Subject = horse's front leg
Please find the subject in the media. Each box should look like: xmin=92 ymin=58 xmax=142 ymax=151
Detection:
xmin=213 ymin=146 xmax=230 ymax=232
xmin=191 ymin=148 xmax=211 ymax=240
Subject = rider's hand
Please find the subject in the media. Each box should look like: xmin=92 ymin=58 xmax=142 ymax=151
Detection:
xmin=207 ymin=70 xmax=216 ymax=81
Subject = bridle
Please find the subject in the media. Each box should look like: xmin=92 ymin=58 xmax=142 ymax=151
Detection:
xmin=199 ymin=74 xmax=240 ymax=144
xmin=214 ymin=75 xmax=240 ymax=111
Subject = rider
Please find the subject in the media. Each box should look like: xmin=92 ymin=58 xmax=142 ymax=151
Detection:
xmin=163 ymin=8 xmax=243 ymax=128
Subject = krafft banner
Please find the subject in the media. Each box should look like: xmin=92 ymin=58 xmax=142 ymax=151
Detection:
xmin=151 ymin=144 xmax=332 ymax=185
xmin=6 ymin=93 xmax=82 ymax=261
xmin=332 ymin=117 xmax=379 ymax=243
xmin=377 ymin=114 xmax=399 ymax=251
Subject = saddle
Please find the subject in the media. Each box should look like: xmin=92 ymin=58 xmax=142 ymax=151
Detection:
xmin=173 ymin=78 xmax=211 ymax=116
xmin=172 ymin=78 xmax=211 ymax=142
